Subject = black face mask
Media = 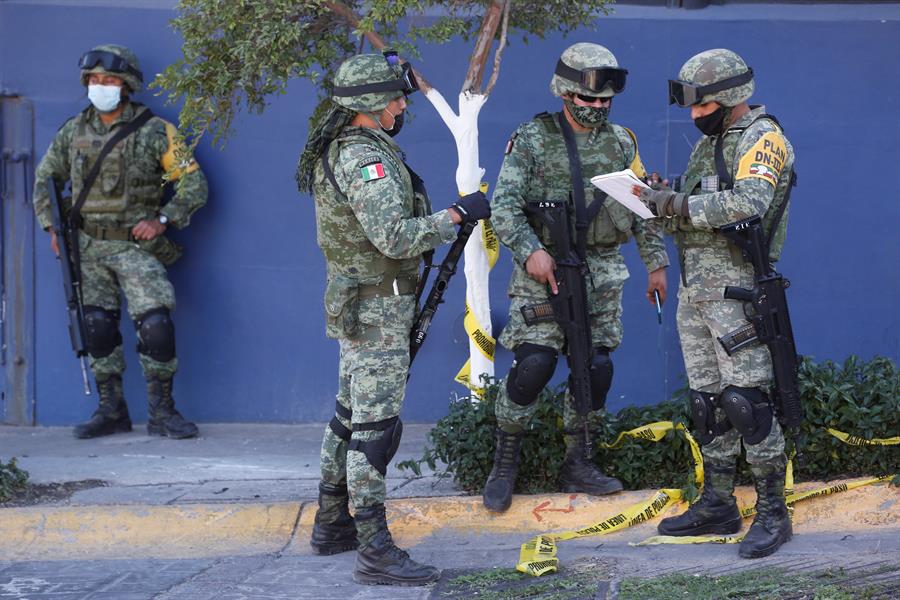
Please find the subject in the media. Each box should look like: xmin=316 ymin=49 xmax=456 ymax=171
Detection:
xmin=693 ymin=106 xmax=727 ymax=136
xmin=381 ymin=109 xmax=404 ymax=137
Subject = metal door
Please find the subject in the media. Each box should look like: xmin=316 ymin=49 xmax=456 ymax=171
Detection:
xmin=0 ymin=94 xmax=36 ymax=425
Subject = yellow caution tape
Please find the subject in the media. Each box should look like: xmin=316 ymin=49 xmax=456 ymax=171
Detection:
xmin=598 ymin=421 xmax=704 ymax=487
xmin=517 ymin=489 xmax=683 ymax=576
xmin=635 ymin=475 xmax=895 ymax=548
xmin=454 ymin=183 xmax=497 ymax=397
xmin=827 ymin=428 xmax=900 ymax=446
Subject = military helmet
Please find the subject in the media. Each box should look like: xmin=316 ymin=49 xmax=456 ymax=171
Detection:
xmin=79 ymin=44 xmax=143 ymax=93
xmin=550 ymin=43 xmax=627 ymax=99
xmin=331 ymin=51 xmax=418 ymax=112
xmin=673 ymin=49 xmax=754 ymax=107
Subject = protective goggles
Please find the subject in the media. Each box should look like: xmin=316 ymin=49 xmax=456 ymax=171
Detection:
xmin=78 ymin=50 xmax=143 ymax=82
xmin=332 ymin=51 xmax=419 ymax=98
xmin=668 ymin=68 xmax=753 ymax=106
xmin=555 ymin=60 xmax=627 ymax=94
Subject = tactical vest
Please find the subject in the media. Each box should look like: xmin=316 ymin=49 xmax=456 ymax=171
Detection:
xmin=529 ymin=112 xmax=640 ymax=248
xmin=315 ymin=128 xmax=431 ymax=285
xmin=69 ymin=105 xmax=162 ymax=221
xmin=668 ymin=112 xmax=794 ymax=262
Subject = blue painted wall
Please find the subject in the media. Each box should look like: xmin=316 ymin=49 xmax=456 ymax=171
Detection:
xmin=1 ymin=2 xmax=898 ymax=425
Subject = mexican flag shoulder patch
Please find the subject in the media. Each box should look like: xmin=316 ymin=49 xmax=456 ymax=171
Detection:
xmin=360 ymin=162 xmax=386 ymax=182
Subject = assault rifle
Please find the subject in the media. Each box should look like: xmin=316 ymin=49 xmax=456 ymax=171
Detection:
xmin=718 ymin=215 xmax=802 ymax=429
xmin=48 ymin=177 xmax=91 ymax=395
xmin=520 ymin=200 xmax=594 ymax=447
xmin=408 ymin=220 xmax=476 ymax=368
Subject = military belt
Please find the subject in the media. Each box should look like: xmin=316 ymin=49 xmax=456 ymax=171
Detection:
xmin=81 ymin=222 xmax=135 ymax=242
xmin=358 ymin=274 xmax=418 ymax=299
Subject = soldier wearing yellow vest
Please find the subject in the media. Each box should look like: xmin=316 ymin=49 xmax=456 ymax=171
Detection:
xmin=483 ymin=43 xmax=669 ymax=513
xmin=33 ymin=44 xmax=207 ymax=439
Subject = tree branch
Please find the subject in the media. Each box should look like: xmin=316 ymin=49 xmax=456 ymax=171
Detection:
xmin=324 ymin=0 xmax=433 ymax=91
xmin=462 ymin=0 xmax=504 ymax=94
xmin=484 ymin=0 xmax=510 ymax=96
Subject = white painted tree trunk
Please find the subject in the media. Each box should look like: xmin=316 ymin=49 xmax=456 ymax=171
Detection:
xmin=424 ymin=89 xmax=494 ymax=391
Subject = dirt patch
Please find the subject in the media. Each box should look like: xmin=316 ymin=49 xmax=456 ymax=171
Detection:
xmin=0 ymin=480 xmax=107 ymax=508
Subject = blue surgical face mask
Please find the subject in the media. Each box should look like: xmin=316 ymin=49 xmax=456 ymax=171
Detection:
xmin=87 ymin=84 xmax=122 ymax=113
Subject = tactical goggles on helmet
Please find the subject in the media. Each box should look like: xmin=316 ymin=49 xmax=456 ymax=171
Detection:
xmin=332 ymin=51 xmax=419 ymax=99
xmin=78 ymin=50 xmax=143 ymax=82
xmin=555 ymin=60 xmax=627 ymax=94
xmin=668 ymin=68 xmax=754 ymax=106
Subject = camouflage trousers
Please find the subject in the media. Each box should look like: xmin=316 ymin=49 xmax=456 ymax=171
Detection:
xmin=676 ymin=283 xmax=785 ymax=466
xmin=79 ymin=234 xmax=177 ymax=380
xmin=319 ymin=294 xmax=415 ymax=509
xmin=495 ymin=249 xmax=628 ymax=433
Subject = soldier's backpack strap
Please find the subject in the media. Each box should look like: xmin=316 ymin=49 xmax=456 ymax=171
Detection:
xmin=69 ymin=105 xmax=155 ymax=225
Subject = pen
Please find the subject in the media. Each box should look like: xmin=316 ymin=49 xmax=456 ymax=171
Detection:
xmin=654 ymin=290 xmax=662 ymax=325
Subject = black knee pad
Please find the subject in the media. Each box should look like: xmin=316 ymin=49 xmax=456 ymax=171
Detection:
xmin=689 ymin=389 xmax=725 ymax=445
xmin=589 ymin=347 xmax=613 ymax=411
xmin=82 ymin=305 xmax=122 ymax=358
xmin=720 ymin=386 xmax=773 ymax=445
xmin=348 ymin=416 xmax=403 ymax=476
xmin=134 ymin=307 xmax=176 ymax=362
xmin=328 ymin=401 xmax=352 ymax=441
xmin=506 ymin=343 xmax=558 ymax=406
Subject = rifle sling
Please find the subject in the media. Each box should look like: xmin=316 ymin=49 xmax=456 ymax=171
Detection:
xmin=713 ymin=112 xmax=796 ymax=257
xmin=555 ymin=113 xmax=589 ymax=261
xmin=68 ymin=106 xmax=155 ymax=225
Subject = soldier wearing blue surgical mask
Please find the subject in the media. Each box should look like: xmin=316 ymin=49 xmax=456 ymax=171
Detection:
xmin=32 ymin=44 xmax=208 ymax=441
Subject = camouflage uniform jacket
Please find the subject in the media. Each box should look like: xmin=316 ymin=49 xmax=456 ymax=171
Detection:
xmin=312 ymin=126 xmax=456 ymax=337
xmin=492 ymin=112 xmax=669 ymax=297
xmin=33 ymin=102 xmax=206 ymax=232
xmin=666 ymin=105 xmax=795 ymax=301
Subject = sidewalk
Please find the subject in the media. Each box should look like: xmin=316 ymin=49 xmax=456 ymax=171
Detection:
xmin=1 ymin=423 xmax=898 ymax=599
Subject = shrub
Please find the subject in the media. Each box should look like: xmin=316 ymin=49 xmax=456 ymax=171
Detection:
xmin=0 ymin=457 xmax=29 ymax=503
xmin=399 ymin=356 xmax=898 ymax=495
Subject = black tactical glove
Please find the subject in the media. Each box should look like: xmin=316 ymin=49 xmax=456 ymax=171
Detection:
xmin=639 ymin=187 xmax=689 ymax=218
xmin=451 ymin=190 xmax=491 ymax=224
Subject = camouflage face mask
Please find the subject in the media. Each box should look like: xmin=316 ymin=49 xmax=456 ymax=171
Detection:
xmin=565 ymin=99 xmax=608 ymax=128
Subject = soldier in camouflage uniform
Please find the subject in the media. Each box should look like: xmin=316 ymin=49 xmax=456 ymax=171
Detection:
xmin=639 ymin=49 xmax=796 ymax=558
xmin=482 ymin=43 xmax=669 ymax=513
xmin=296 ymin=51 xmax=489 ymax=585
xmin=33 ymin=45 xmax=207 ymax=440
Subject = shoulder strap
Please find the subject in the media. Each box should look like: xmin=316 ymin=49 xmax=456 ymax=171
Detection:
xmin=714 ymin=112 xmax=783 ymax=192
xmin=555 ymin=112 xmax=589 ymax=261
xmin=534 ymin=112 xmax=558 ymax=135
xmin=68 ymin=107 xmax=154 ymax=225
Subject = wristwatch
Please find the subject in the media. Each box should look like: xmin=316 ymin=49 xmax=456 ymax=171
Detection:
xmin=157 ymin=214 xmax=169 ymax=226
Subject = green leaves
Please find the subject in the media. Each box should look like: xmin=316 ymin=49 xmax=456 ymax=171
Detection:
xmin=399 ymin=355 xmax=899 ymax=494
xmin=153 ymin=0 xmax=614 ymax=150
xmin=0 ymin=457 xmax=29 ymax=503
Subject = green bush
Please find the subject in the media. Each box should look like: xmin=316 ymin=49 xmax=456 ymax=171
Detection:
xmin=399 ymin=355 xmax=898 ymax=495
xmin=0 ymin=457 xmax=29 ymax=503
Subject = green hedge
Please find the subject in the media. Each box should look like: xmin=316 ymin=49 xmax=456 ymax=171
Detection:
xmin=0 ymin=457 xmax=28 ymax=503
xmin=399 ymin=356 xmax=898 ymax=495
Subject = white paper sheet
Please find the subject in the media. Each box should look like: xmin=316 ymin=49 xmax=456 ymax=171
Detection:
xmin=590 ymin=169 xmax=655 ymax=219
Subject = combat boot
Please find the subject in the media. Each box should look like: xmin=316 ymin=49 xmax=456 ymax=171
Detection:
xmin=559 ymin=431 xmax=623 ymax=495
xmin=739 ymin=462 xmax=792 ymax=558
xmin=353 ymin=504 xmax=440 ymax=586
xmin=658 ymin=461 xmax=742 ymax=536
xmin=146 ymin=377 xmax=199 ymax=439
xmin=310 ymin=482 xmax=358 ymax=555
xmin=482 ymin=427 xmax=524 ymax=512
xmin=73 ymin=375 xmax=132 ymax=439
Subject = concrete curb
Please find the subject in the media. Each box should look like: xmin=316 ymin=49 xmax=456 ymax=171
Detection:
xmin=1 ymin=478 xmax=896 ymax=561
